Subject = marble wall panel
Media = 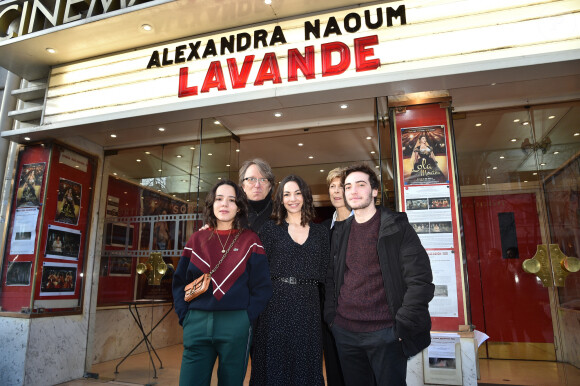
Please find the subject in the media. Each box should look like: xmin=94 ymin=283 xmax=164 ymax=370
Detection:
xmin=92 ymin=304 xmax=181 ymax=364
xmin=0 ymin=317 xmax=29 ymax=386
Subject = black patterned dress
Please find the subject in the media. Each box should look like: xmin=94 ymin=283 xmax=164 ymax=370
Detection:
xmin=250 ymin=220 xmax=330 ymax=386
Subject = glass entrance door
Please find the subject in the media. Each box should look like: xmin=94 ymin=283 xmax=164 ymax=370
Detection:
xmin=455 ymin=101 xmax=580 ymax=365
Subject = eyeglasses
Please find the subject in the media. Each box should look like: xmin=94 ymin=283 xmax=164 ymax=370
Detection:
xmin=243 ymin=177 xmax=269 ymax=185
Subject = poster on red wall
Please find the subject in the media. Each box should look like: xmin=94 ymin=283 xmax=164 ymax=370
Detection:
xmin=393 ymin=104 xmax=466 ymax=330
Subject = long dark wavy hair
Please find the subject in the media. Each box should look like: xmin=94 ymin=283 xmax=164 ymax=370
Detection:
xmin=272 ymin=174 xmax=315 ymax=226
xmin=204 ymin=180 xmax=249 ymax=230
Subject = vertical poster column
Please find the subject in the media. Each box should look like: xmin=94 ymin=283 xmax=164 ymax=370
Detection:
xmin=33 ymin=145 xmax=95 ymax=311
xmin=391 ymin=103 xmax=467 ymax=331
xmin=0 ymin=145 xmax=51 ymax=312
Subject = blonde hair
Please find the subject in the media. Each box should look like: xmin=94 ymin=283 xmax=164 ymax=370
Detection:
xmin=326 ymin=167 xmax=344 ymax=186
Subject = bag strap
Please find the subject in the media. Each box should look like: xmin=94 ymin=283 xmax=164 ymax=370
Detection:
xmin=209 ymin=229 xmax=243 ymax=275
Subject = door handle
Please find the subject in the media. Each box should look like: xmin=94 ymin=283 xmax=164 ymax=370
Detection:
xmin=549 ymin=244 xmax=579 ymax=287
xmin=522 ymin=244 xmax=552 ymax=287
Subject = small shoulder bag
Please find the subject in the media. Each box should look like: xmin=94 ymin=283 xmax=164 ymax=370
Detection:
xmin=184 ymin=230 xmax=242 ymax=302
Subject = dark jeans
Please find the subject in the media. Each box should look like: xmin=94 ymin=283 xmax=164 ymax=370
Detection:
xmin=331 ymin=324 xmax=407 ymax=386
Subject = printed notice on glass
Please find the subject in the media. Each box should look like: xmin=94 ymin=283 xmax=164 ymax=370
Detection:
xmin=428 ymin=250 xmax=459 ymax=317
xmin=405 ymin=185 xmax=453 ymax=249
xmin=10 ymin=207 xmax=39 ymax=255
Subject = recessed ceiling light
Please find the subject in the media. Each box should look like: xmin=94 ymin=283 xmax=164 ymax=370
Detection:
xmin=298 ymin=143 xmax=304 ymax=147
xmin=110 ymin=134 xmax=117 ymax=138
xmin=208 ymin=153 xmax=212 ymax=156
xmin=513 ymin=119 xmax=520 ymax=123
xmin=24 ymin=136 xmax=31 ymax=141
xmin=176 ymin=154 xmax=183 ymax=158
xmin=308 ymin=155 xmax=314 ymax=159
xmin=158 ymin=127 xmax=165 ymax=131
xmin=145 ymin=151 xmax=151 ymax=155
xmin=490 ymin=83 xmax=496 ymax=86
xmin=113 ymin=172 xmax=118 ymax=176
xmin=475 ymin=123 xmax=482 ymax=127
xmin=540 ymin=163 xmax=546 ymax=166
xmin=548 ymin=115 xmax=555 ymax=119
xmin=265 ymin=0 xmax=272 ymax=4
xmin=366 ymin=136 xmax=372 ymax=140
xmin=553 ymin=151 xmax=559 ymax=155
xmin=533 ymin=172 xmax=537 ymax=175
xmin=486 ymin=176 xmax=491 ymax=179
xmin=226 ymin=164 xmax=230 ymax=167
xmin=214 ymin=120 xmax=221 ymax=125
xmin=492 ymin=166 xmax=498 ymax=170
xmin=340 ymin=104 xmax=348 ymax=109
xmin=236 ymin=149 xmax=240 ymax=152
xmin=524 ymin=180 xmax=528 ymax=183
xmin=158 ymin=169 xmax=162 ymax=172
xmin=46 ymin=48 xmax=56 ymax=54
xmin=375 ymin=165 xmax=379 ymax=168
xmin=522 ymin=122 xmax=529 ymax=126
xmin=575 ymin=133 xmax=580 ymax=136
xmin=500 ymin=156 xmax=505 ymax=159
xmin=141 ymin=24 xmax=152 ymax=31
xmin=482 ymin=183 xmax=486 ymax=186
xmin=510 ymin=138 xmax=517 ymax=142
xmin=190 ymin=147 xmax=195 ymax=150
xmin=136 ymin=159 xmax=141 ymax=162
xmin=370 ymin=151 xmax=376 ymax=154
xmin=181 ymin=179 xmax=187 ymax=182
xmin=218 ymin=177 xmax=222 ymax=180
xmin=320 ymin=169 xmax=324 ymax=172
xmin=274 ymin=112 xmax=282 ymax=117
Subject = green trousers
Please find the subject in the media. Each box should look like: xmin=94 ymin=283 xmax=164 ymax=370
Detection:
xmin=180 ymin=309 xmax=252 ymax=386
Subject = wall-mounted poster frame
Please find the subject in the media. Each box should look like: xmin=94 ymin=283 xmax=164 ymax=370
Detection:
xmin=0 ymin=142 xmax=97 ymax=315
xmin=390 ymin=103 xmax=467 ymax=331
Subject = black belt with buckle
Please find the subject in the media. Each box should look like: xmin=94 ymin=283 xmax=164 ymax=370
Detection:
xmin=272 ymin=276 xmax=319 ymax=285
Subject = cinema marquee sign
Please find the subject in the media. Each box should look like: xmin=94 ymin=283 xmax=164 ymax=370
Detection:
xmin=145 ymin=5 xmax=406 ymax=98
xmin=0 ymin=0 xmax=155 ymax=40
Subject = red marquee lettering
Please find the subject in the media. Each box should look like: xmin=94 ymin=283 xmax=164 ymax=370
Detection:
xmin=201 ymin=61 xmax=227 ymax=93
xmin=178 ymin=67 xmax=198 ymax=97
xmin=254 ymin=52 xmax=282 ymax=86
xmin=227 ymin=55 xmax=255 ymax=89
xmin=288 ymin=46 xmax=315 ymax=81
xmin=321 ymin=42 xmax=350 ymax=77
xmin=354 ymin=35 xmax=380 ymax=72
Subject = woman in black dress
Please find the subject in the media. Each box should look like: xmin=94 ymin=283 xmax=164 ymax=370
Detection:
xmin=251 ymin=175 xmax=330 ymax=386
xmin=410 ymin=134 xmax=446 ymax=183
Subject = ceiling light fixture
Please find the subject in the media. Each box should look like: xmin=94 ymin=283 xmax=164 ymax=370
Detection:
xmin=236 ymin=149 xmax=240 ymax=152
xmin=366 ymin=136 xmax=372 ymax=140
xmin=208 ymin=153 xmax=213 ymax=156
xmin=145 ymin=151 xmax=151 ymax=155
xmin=553 ymin=151 xmax=559 ymax=155
xmin=513 ymin=119 xmax=520 ymax=123
xmin=226 ymin=164 xmax=230 ymax=167
xmin=46 ymin=48 xmax=56 ymax=54
xmin=308 ymin=155 xmax=314 ymax=159
xmin=370 ymin=151 xmax=376 ymax=154
xmin=320 ymin=169 xmax=324 ymax=172
xmin=574 ymin=133 xmax=580 ymax=137
xmin=522 ymin=122 xmax=529 ymax=126
xmin=158 ymin=127 xmax=165 ymax=131
xmin=141 ymin=24 xmax=152 ymax=31
xmin=24 ymin=136 xmax=31 ymax=141
xmin=492 ymin=166 xmax=498 ymax=170
xmin=110 ymin=134 xmax=117 ymax=138
xmin=298 ymin=143 xmax=304 ymax=146
xmin=340 ymin=104 xmax=348 ymax=109
xmin=158 ymin=169 xmax=162 ymax=172
xmin=136 ymin=159 xmax=141 ymax=162
xmin=274 ymin=112 xmax=282 ymax=117
xmin=176 ymin=154 xmax=183 ymax=158
xmin=214 ymin=120 xmax=221 ymax=125
xmin=548 ymin=115 xmax=555 ymax=119
xmin=510 ymin=138 xmax=517 ymax=142
xmin=500 ymin=156 xmax=505 ymax=159
xmin=475 ymin=123 xmax=482 ymax=127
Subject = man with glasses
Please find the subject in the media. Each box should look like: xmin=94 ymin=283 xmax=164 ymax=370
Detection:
xmin=238 ymin=158 xmax=275 ymax=233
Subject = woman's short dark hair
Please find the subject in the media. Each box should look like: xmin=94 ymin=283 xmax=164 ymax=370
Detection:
xmin=272 ymin=175 xmax=315 ymax=226
xmin=342 ymin=163 xmax=380 ymax=191
xmin=204 ymin=180 xmax=249 ymax=230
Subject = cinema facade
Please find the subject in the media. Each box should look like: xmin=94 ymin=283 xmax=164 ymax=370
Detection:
xmin=0 ymin=0 xmax=579 ymax=385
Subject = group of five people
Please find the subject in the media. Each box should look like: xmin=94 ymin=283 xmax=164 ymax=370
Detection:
xmin=172 ymin=158 xmax=434 ymax=386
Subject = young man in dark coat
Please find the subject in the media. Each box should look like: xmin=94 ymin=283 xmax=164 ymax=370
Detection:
xmin=325 ymin=163 xmax=434 ymax=385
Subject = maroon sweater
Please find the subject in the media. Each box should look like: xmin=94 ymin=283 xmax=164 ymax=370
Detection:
xmin=334 ymin=210 xmax=393 ymax=332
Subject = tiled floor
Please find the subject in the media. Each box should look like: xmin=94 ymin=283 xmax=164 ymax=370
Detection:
xmin=57 ymin=344 xmax=580 ymax=385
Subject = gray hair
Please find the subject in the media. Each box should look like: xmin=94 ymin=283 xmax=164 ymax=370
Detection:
xmin=238 ymin=158 xmax=275 ymax=185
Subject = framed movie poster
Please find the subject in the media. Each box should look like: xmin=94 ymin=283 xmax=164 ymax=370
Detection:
xmin=45 ymin=224 xmax=81 ymax=261
xmin=16 ymin=162 xmax=46 ymax=208
xmin=39 ymin=262 xmax=77 ymax=296
xmin=55 ymin=178 xmax=82 ymax=225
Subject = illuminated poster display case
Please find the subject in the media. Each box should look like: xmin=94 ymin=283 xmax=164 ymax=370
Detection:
xmin=0 ymin=143 xmax=96 ymax=315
